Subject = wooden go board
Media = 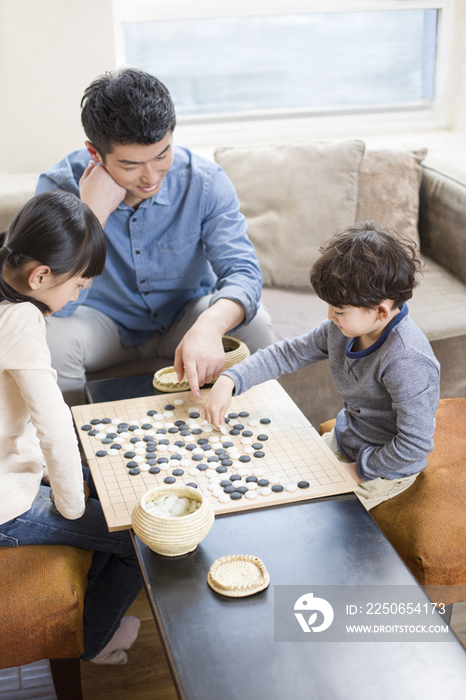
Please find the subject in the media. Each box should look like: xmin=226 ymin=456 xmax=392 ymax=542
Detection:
xmin=72 ymin=380 xmax=355 ymax=531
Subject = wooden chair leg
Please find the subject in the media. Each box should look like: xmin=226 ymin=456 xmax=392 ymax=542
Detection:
xmin=49 ymin=657 xmax=82 ymax=700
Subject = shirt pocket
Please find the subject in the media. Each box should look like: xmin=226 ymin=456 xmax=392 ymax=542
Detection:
xmin=155 ymin=231 xmax=204 ymax=281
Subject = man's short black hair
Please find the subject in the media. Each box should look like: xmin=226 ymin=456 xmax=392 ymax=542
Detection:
xmin=310 ymin=221 xmax=422 ymax=310
xmin=81 ymin=68 xmax=176 ymax=158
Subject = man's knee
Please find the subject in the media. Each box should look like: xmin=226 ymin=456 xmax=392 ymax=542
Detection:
xmin=232 ymin=303 xmax=274 ymax=354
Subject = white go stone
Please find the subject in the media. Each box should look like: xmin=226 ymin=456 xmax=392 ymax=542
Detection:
xmin=119 ymin=432 xmax=129 ymax=439
xmin=96 ymin=432 xmax=106 ymax=440
xmin=237 ymin=468 xmax=248 ymax=477
xmin=145 ymin=429 xmax=156 ymax=436
xmin=231 ymin=461 xmax=241 ymax=469
xmin=135 ymin=448 xmax=146 ymax=455
xmin=178 ymin=448 xmax=187 ymax=455
xmin=168 ymin=445 xmax=179 ymax=453
xmin=180 ymin=459 xmax=191 ymax=467
xmin=134 ymin=456 xmax=144 ymax=463
xmin=202 ymin=425 xmax=213 ymax=433
xmin=111 ymin=418 xmax=121 ymax=425
xmin=253 ymin=468 xmax=264 ymax=476
xmin=207 ymin=483 xmax=219 ymax=491
xmin=245 ymin=490 xmax=258 ymax=499
xmin=241 ymin=438 xmax=252 ymax=445
xmin=163 ymin=411 xmax=174 ymax=418
xmin=226 ymin=446 xmax=238 ymax=454
xmin=208 ymin=435 xmax=220 ymax=443
xmin=134 ymin=441 xmax=145 ymax=448
xmin=169 ymin=459 xmax=180 ymax=467
xmin=246 ymin=482 xmax=258 ymax=490
xmin=153 ymin=414 xmax=164 ymax=421
xmin=108 ymin=449 xmax=119 ymax=456
xmin=218 ymin=493 xmax=231 ymax=503
xmin=129 ymin=418 xmax=140 ymax=425
xmin=268 ymin=475 xmax=281 ymax=484
xmin=248 ymin=419 xmax=259 ymax=426
xmin=243 ymin=446 xmax=254 ymax=454
xmin=285 ymin=483 xmax=297 ymax=492
xmin=192 ymin=448 xmax=203 ymax=455
xmin=212 ymin=489 xmax=223 ymax=498
xmin=164 ymin=422 xmax=175 ymax=429
xmin=105 ymin=426 xmax=116 ymax=434
xmin=139 ymin=464 xmax=150 ymax=472
xmin=113 ymin=437 xmax=124 ymax=444
xmin=209 ymin=477 xmax=221 ymax=485
xmin=259 ymin=487 xmax=271 ymax=496
xmin=157 ymin=444 xmax=168 ymax=452
xmin=188 ymin=467 xmax=200 ymax=476
xmin=133 ymin=428 xmax=144 ymax=436
xmin=174 ymin=399 xmax=184 ymax=405
xmin=160 ymin=463 xmax=170 ymax=471
xmin=219 ymin=424 xmax=227 ymax=435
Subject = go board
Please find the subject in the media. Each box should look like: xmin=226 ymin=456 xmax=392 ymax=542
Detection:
xmin=72 ymin=380 xmax=355 ymax=531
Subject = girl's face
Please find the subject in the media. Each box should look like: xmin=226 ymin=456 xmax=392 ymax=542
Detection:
xmin=38 ymin=273 xmax=93 ymax=315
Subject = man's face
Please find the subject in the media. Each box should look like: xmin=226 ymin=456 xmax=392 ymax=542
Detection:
xmin=88 ymin=131 xmax=174 ymax=208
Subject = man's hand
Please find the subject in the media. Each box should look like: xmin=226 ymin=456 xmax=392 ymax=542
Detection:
xmin=79 ymin=161 xmax=126 ymax=227
xmin=202 ymin=375 xmax=235 ymax=428
xmin=173 ymin=299 xmax=244 ymax=398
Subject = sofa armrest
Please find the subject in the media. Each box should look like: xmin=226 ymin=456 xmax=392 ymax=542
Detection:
xmin=419 ymin=166 xmax=466 ymax=286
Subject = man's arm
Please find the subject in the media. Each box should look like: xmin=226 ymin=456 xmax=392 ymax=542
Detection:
xmin=79 ymin=161 xmax=126 ymax=227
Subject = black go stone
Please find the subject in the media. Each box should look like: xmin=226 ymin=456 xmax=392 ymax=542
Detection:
xmin=106 ymin=432 xmax=117 ymax=439
xmin=257 ymin=479 xmax=269 ymax=487
xmin=228 ymin=413 xmax=238 ymax=419
xmin=147 ymin=410 xmax=157 ymax=416
xmin=81 ymin=424 xmax=92 ymax=431
xmin=186 ymin=482 xmax=198 ymax=489
xmin=192 ymin=454 xmax=203 ymax=461
xmin=168 ymin=427 xmax=179 ymax=434
xmin=207 ymin=456 xmax=219 ymax=463
xmin=175 ymin=420 xmax=186 ymax=427
xmin=230 ymin=492 xmax=242 ymax=500
xmin=126 ymin=461 xmax=138 ymax=468
xmin=146 ymin=459 xmax=157 ymax=466
xmin=180 ymin=430 xmax=191 ymax=437
xmin=298 ymin=481 xmax=310 ymax=489
xmin=222 ymin=441 xmax=233 ymax=449
xmin=146 ymin=446 xmax=157 ymax=453
xmin=201 ymin=444 xmax=211 ymax=451
xmin=239 ymin=411 xmax=249 ymax=418
xmin=143 ymin=435 xmax=154 ymax=442
xmin=272 ymin=484 xmax=284 ymax=493
xmin=242 ymin=430 xmax=253 ymax=438
xmin=254 ymin=451 xmax=265 ymax=458
xmin=128 ymin=424 xmax=138 ymax=431
xmin=149 ymin=466 xmax=161 ymax=474
xmin=164 ymin=476 xmax=176 ymax=484
xmin=159 ymin=439 xmax=170 ymax=445
xmin=236 ymin=486 xmax=248 ymax=494
xmin=191 ymin=428 xmax=202 ymax=435
xmin=220 ymin=480 xmax=231 ymax=487
xmin=88 ymin=430 xmax=98 ymax=436
xmin=216 ymin=466 xmax=228 ymax=474
xmin=260 ymin=418 xmax=271 ymax=424
xmin=229 ymin=429 xmax=240 ymax=436
xmin=164 ymin=404 xmax=175 ymax=410
xmin=174 ymin=440 xmax=186 ymax=447
xmin=170 ymin=454 xmax=182 ymax=461
xmin=246 ymin=476 xmax=258 ymax=483
xmin=124 ymin=451 xmax=136 ymax=459
xmin=197 ymin=438 xmax=208 ymax=445
xmin=117 ymin=427 xmax=127 ymax=434
xmin=157 ymin=428 xmax=167 ymax=434
xmin=215 ymin=447 xmax=226 ymax=455
xmin=185 ymin=444 xmax=197 ymax=451
xmin=252 ymin=443 xmax=263 ymax=449
xmin=141 ymin=423 xmax=152 ymax=430
xmin=239 ymin=455 xmax=251 ymax=463
xmin=230 ymin=474 xmax=241 ymax=482
xmin=129 ymin=468 xmax=140 ymax=475
xmin=189 ymin=411 xmax=200 ymax=419
xmin=257 ymin=434 xmax=269 ymax=441
xmin=172 ymin=468 xmax=184 ymax=476
xmin=197 ymin=463 xmax=208 ymax=471
xmin=130 ymin=437 xmax=140 ymax=444
xmin=224 ymin=485 xmax=235 ymax=494
xmin=101 ymin=418 xmax=111 ymax=424
xmin=233 ymin=424 xmax=244 ymax=430
xmin=96 ymin=450 xmax=107 ymax=457
xmin=118 ymin=423 xmax=128 ymax=429
xmin=221 ymin=459 xmax=233 ymax=467
xmin=109 ymin=444 xmax=121 ymax=450
xmin=90 ymin=419 xmax=101 ymax=425
xmin=157 ymin=457 xmax=169 ymax=464
xmin=101 ymin=438 xmax=112 ymax=444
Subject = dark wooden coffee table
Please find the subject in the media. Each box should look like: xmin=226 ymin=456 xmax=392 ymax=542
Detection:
xmin=86 ymin=376 xmax=466 ymax=700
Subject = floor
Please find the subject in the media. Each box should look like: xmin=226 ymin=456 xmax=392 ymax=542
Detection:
xmin=1 ymin=594 xmax=466 ymax=700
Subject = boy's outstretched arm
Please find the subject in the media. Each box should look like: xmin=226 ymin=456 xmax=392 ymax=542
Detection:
xmin=203 ymin=375 xmax=235 ymax=428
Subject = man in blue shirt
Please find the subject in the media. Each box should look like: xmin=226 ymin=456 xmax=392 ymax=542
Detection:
xmin=35 ymin=69 xmax=273 ymax=405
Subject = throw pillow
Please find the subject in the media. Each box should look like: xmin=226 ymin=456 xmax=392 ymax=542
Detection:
xmin=215 ymin=141 xmax=365 ymax=287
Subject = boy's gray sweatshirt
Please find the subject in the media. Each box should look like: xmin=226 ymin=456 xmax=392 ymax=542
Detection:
xmin=224 ymin=305 xmax=440 ymax=481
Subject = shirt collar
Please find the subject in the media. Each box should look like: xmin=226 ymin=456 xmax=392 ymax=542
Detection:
xmin=117 ymin=175 xmax=170 ymax=211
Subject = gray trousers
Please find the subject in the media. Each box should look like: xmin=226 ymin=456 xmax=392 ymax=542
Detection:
xmin=46 ymin=296 xmax=274 ymax=406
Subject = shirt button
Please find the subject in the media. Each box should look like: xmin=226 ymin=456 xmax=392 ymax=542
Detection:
xmin=140 ymin=279 xmax=146 ymax=284
xmin=136 ymin=250 xmax=141 ymax=255
xmin=132 ymin=217 xmax=137 ymax=222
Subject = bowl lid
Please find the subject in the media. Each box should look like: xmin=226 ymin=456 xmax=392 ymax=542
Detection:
xmin=207 ymin=554 xmax=270 ymax=597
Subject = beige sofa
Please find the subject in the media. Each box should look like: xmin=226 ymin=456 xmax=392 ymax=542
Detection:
xmin=2 ymin=141 xmax=466 ymax=428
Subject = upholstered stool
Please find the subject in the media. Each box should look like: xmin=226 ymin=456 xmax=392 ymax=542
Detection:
xmin=0 ymin=544 xmax=93 ymax=700
xmin=319 ymin=399 xmax=466 ymax=606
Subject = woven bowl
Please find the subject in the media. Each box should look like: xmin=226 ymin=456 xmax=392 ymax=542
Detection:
xmin=152 ymin=335 xmax=250 ymax=392
xmin=131 ymin=485 xmax=215 ymax=556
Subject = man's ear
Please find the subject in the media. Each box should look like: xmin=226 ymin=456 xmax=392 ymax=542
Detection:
xmin=85 ymin=141 xmax=103 ymax=164
xmin=28 ymin=265 xmax=52 ymax=291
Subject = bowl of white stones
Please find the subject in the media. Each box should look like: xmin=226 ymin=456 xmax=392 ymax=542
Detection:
xmin=131 ymin=485 xmax=215 ymax=556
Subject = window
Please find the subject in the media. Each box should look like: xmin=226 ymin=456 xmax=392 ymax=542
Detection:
xmin=113 ymin=1 xmax=453 ymax=136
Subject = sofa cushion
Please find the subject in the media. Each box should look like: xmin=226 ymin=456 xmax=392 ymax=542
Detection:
xmin=0 ymin=173 xmax=38 ymax=231
xmin=215 ymin=140 xmax=365 ymax=287
xmin=356 ymin=148 xmax=426 ymax=248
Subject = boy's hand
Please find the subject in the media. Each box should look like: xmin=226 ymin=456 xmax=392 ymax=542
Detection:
xmin=79 ymin=161 xmax=126 ymax=227
xmin=202 ymin=375 xmax=235 ymax=428
xmin=343 ymin=462 xmax=360 ymax=484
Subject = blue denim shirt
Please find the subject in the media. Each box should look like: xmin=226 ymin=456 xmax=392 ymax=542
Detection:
xmin=35 ymin=146 xmax=263 ymax=346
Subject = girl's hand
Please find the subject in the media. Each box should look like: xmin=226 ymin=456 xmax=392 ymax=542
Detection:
xmin=202 ymin=375 xmax=235 ymax=428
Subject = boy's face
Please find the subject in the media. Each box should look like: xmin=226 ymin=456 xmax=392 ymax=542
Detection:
xmin=86 ymin=131 xmax=174 ymax=208
xmin=327 ymin=305 xmax=382 ymax=339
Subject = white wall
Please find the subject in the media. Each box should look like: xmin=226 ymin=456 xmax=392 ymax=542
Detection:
xmin=1 ymin=0 xmax=466 ymax=175
xmin=0 ymin=0 xmax=116 ymax=174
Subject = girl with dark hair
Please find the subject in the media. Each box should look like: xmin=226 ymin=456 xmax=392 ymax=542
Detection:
xmin=0 ymin=191 xmax=142 ymax=665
